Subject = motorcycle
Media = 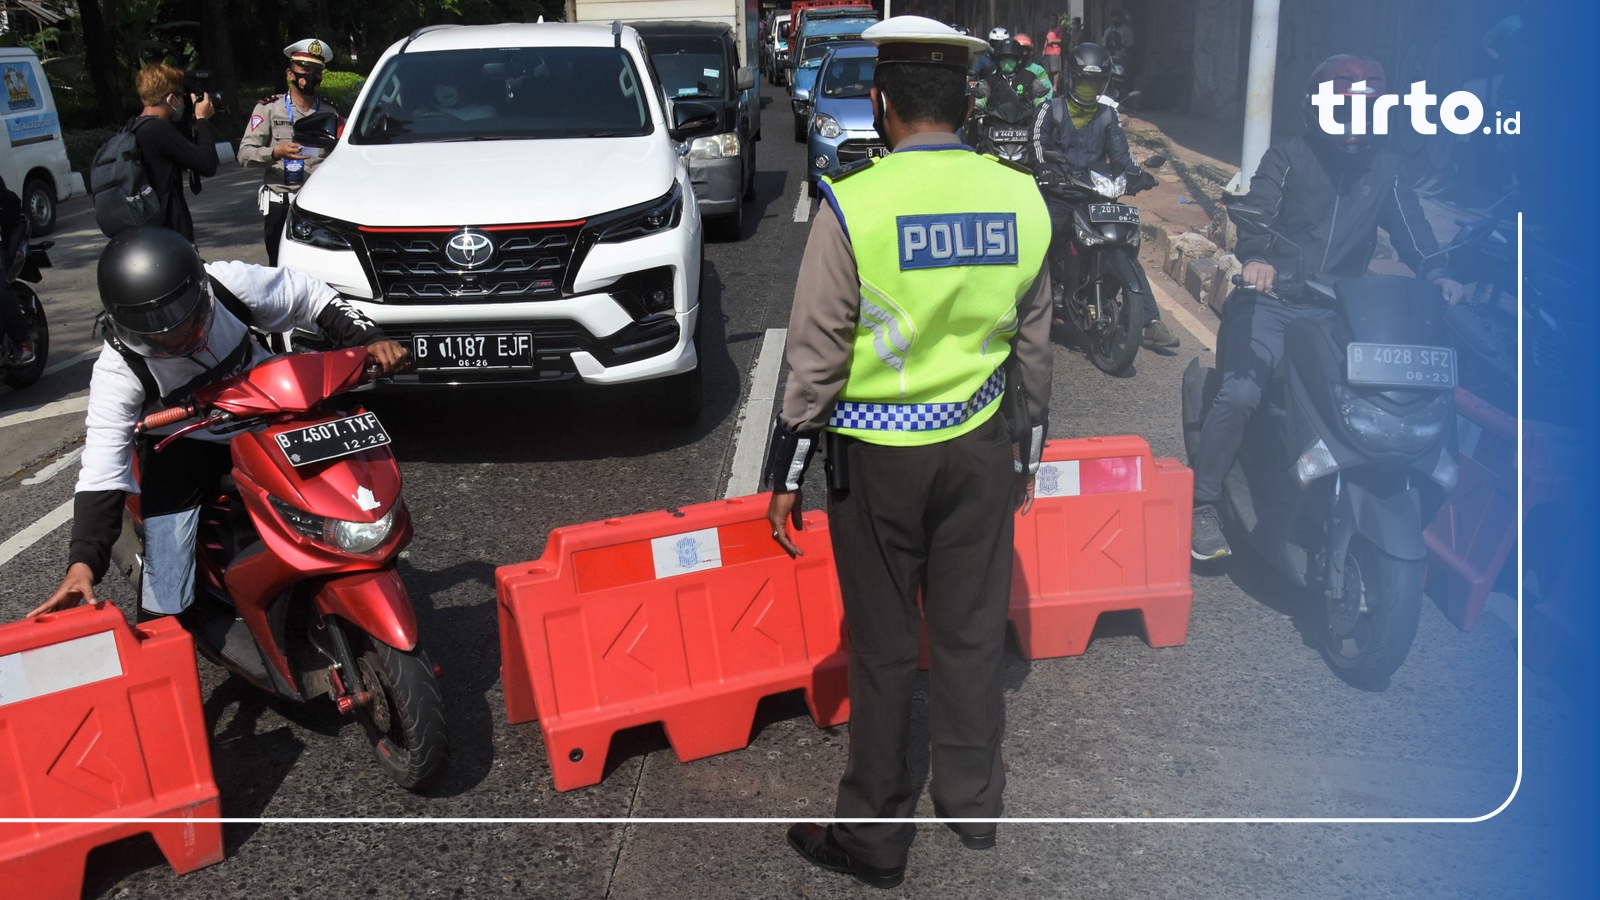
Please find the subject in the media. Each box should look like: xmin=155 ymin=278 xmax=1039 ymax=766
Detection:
xmin=1037 ymin=153 xmax=1165 ymax=375
xmin=0 ymin=210 xmax=52 ymax=388
xmin=967 ymin=95 xmax=1037 ymax=163
xmin=110 ymin=347 xmax=449 ymax=790
xmin=1181 ymin=200 xmax=1465 ymax=688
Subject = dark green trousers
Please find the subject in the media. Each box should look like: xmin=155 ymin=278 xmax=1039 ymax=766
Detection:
xmin=827 ymin=413 xmax=1017 ymax=868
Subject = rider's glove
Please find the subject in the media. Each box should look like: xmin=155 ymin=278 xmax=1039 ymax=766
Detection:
xmin=1129 ymin=170 xmax=1158 ymax=194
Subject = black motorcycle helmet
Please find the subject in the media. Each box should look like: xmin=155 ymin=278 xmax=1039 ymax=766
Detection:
xmin=992 ymin=37 xmax=1023 ymax=75
xmin=1303 ymin=54 xmax=1387 ymax=155
xmin=1065 ymin=42 xmax=1112 ymax=105
xmin=98 ymin=226 xmax=214 ymax=359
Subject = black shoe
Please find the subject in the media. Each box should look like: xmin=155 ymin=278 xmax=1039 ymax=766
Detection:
xmin=948 ymin=824 xmax=996 ymax=850
xmin=786 ymin=824 xmax=905 ymax=889
xmin=1143 ymin=319 xmax=1180 ymax=348
xmin=1192 ymin=503 xmax=1232 ymax=561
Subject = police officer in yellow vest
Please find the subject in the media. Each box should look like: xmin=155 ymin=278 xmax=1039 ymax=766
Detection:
xmin=238 ymin=38 xmax=338 ymax=265
xmin=764 ymin=16 xmax=1053 ymax=889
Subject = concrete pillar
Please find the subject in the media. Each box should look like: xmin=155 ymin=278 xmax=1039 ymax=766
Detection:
xmin=1229 ymin=0 xmax=1279 ymax=192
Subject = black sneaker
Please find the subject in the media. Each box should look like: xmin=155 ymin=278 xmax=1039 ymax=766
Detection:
xmin=1192 ymin=503 xmax=1231 ymax=560
xmin=1144 ymin=320 xmax=1180 ymax=348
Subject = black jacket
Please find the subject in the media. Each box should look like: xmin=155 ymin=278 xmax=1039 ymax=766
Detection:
xmin=1031 ymin=98 xmax=1139 ymax=176
xmin=132 ymin=116 xmax=219 ymax=242
xmin=1236 ymin=134 xmax=1446 ymax=281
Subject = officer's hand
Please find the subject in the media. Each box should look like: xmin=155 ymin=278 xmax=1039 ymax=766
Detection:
xmin=1434 ymin=277 xmax=1465 ymax=305
xmin=1241 ymin=260 xmax=1276 ymax=293
xmin=192 ymin=92 xmax=215 ymax=120
xmin=766 ymin=490 xmax=804 ymax=559
xmin=366 ymin=340 xmax=410 ymax=375
xmin=1016 ymin=475 xmax=1036 ymax=516
xmin=273 ymin=141 xmax=308 ymax=160
xmin=30 ymin=563 xmax=97 ymax=618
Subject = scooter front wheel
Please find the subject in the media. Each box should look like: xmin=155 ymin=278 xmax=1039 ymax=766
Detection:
xmin=350 ymin=632 xmax=450 ymax=792
xmin=1320 ymin=536 xmax=1423 ymax=690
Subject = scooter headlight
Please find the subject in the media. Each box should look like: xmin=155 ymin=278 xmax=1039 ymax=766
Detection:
xmin=1091 ymin=171 xmax=1128 ymax=199
xmin=269 ymin=495 xmax=399 ymax=555
xmin=1336 ymin=387 xmax=1450 ymax=455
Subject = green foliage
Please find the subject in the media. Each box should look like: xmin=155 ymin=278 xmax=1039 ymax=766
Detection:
xmin=319 ymin=71 xmax=368 ymax=111
xmin=22 ymin=27 xmax=65 ymax=59
xmin=64 ymin=127 xmax=118 ymax=172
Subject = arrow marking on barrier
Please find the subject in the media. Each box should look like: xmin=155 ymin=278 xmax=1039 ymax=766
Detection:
xmin=731 ymin=582 xmax=783 ymax=656
xmin=47 ymin=708 xmax=126 ymax=807
xmin=1083 ymin=511 xmax=1127 ymax=582
xmin=602 ymin=604 xmax=657 ymax=688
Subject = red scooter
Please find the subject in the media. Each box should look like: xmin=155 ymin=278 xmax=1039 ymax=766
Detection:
xmin=111 ymin=348 xmax=448 ymax=791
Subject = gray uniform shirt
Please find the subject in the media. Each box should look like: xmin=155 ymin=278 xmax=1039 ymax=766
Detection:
xmin=237 ymin=92 xmax=340 ymax=194
xmin=779 ymin=132 xmax=1055 ymax=435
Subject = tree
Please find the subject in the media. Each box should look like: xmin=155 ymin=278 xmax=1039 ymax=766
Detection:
xmin=77 ymin=0 xmax=129 ymax=122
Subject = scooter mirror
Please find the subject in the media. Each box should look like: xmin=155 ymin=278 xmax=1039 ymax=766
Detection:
xmin=1143 ymin=154 xmax=1167 ymax=168
xmin=292 ymin=110 xmax=341 ymax=150
xmin=1225 ymin=203 xmax=1274 ymax=236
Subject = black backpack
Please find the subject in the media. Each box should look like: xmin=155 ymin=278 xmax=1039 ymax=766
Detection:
xmin=90 ymin=117 xmax=162 ymax=238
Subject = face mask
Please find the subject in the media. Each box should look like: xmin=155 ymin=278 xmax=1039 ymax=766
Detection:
xmin=168 ymin=95 xmax=186 ymax=117
xmin=1000 ymin=59 xmax=1018 ymax=75
xmin=872 ymin=95 xmax=889 ymax=146
xmin=1073 ymin=82 xmax=1099 ymax=104
xmin=290 ymin=70 xmax=323 ymax=94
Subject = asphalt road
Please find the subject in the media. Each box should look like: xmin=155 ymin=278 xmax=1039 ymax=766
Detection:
xmin=0 ymin=102 xmax=1579 ymax=899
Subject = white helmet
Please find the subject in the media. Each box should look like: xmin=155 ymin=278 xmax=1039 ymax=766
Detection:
xmin=988 ymin=26 xmax=1010 ymax=43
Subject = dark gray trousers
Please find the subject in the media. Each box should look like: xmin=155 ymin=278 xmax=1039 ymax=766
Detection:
xmin=826 ymin=413 xmax=1017 ymax=869
xmin=1192 ymin=290 xmax=1337 ymax=503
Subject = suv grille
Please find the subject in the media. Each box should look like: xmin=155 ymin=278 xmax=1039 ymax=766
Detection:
xmin=357 ymin=223 xmax=587 ymax=303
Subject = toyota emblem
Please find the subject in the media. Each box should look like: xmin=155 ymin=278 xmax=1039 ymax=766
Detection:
xmin=444 ymin=229 xmax=494 ymax=269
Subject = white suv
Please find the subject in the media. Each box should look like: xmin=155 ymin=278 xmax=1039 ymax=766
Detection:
xmin=278 ymin=23 xmax=719 ymax=422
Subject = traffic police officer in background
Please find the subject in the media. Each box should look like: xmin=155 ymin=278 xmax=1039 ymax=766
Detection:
xmin=238 ymin=38 xmax=338 ymax=265
xmin=764 ymin=16 xmax=1053 ymax=889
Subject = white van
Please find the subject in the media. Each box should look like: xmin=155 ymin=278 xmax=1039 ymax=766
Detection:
xmin=0 ymin=47 xmax=79 ymax=234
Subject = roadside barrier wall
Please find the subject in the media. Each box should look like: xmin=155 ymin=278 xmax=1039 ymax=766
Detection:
xmin=0 ymin=604 xmax=223 ymax=899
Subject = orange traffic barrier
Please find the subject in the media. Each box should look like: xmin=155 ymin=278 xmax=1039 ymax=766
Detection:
xmin=496 ymin=495 xmax=850 ymax=792
xmin=0 ymin=604 xmax=223 ymax=899
xmin=1008 ymin=435 xmax=1195 ymax=659
xmin=1424 ymin=388 xmax=1574 ymax=631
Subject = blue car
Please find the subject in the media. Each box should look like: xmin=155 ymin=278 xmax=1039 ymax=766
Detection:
xmin=789 ymin=17 xmax=875 ymax=141
xmin=806 ymin=44 xmax=884 ymax=194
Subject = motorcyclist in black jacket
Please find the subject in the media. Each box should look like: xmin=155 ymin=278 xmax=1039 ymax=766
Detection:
xmin=1189 ymin=55 xmax=1465 ymax=561
xmin=1032 ymin=42 xmax=1174 ymax=347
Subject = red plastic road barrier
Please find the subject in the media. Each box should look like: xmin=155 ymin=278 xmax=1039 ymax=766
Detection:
xmin=1424 ymin=388 xmax=1573 ymax=631
xmin=0 ymin=604 xmax=223 ymax=898
xmin=497 ymin=495 xmax=850 ymax=791
xmin=1008 ymin=435 xmax=1195 ymax=659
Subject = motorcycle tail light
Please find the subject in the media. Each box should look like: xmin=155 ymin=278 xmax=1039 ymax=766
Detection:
xmin=1296 ymin=437 xmax=1340 ymax=486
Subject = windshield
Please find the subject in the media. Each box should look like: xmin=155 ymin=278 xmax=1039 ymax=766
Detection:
xmin=821 ymin=56 xmax=875 ymax=98
xmin=647 ymin=36 xmax=728 ymax=100
xmin=802 ymin=35 xmax=862 ymax=63
xmin=350 ymin=47 xmax=653 ymax=144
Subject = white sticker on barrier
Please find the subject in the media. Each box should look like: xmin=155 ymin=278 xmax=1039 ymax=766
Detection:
xmin=651 ymin=527 xmax=724 ymax=580
xmin=1034 ymin=461 xmax=1081 ymax=498
xmin=0 ymin=630 xmax=123 ymax=707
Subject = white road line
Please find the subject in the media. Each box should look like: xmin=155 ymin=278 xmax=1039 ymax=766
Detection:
xmin=791 ymin=180 xmax=811 ymax=223
xmin=1147 ymin=272 xmax=1218 ymax=348
xmin=22 ymin=448 xmax=83 ymax=486
xmin=0 ymin=498 xmax=73 ymax=569
xmin=723 ymin=328 xmax=788 ymax=498
xmin=0 ymin=395 xmax=89 ymax=430
xmin=43 ymin=348 xmax=101 ymax=377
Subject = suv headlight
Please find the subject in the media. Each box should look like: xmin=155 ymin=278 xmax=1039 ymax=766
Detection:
xmin=813 ymin=113 xmax=842 ymax=139
xmin=270 ymin=495 xmax=399 ymax=555
xmin=688 ymin=132 xmax=741 ymax=159
xmin=286 ymin=205 xmax=352 ymax=250
xmin=593 ymin=181 xmax=684 ymax=243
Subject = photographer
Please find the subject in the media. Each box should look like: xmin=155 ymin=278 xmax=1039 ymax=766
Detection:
xmin=131 ymin=63 xmax=220 ymax=243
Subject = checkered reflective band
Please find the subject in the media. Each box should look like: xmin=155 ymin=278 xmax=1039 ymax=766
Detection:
xmin=828 ymin=369 xmax=1004 ymax=432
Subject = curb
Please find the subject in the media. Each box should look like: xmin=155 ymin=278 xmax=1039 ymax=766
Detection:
xmin=1142 ymin=220 xmax=1237 ymax=315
